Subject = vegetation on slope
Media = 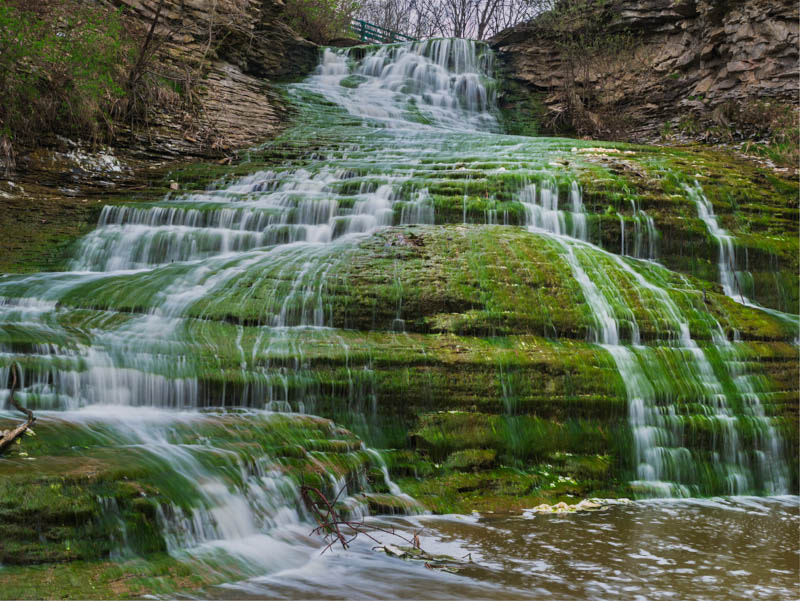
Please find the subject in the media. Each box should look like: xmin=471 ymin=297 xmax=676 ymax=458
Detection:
xmin=0 ymin=0 xmax=184 ymax=162
xmin=284 ymin=0 xmax=360 ymax=44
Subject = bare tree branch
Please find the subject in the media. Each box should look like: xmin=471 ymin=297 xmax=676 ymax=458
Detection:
xmin=0 ymin=363 xmax=35 ymax=454
xmin=300 ymin=483 xmax=426 ymax=555
xmin=357 ymin=0 xmax=546 ymax=40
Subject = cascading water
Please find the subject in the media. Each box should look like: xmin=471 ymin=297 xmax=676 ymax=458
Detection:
xmin=0 ymin=39 xmax=503 ymax=572
xmin=684 ymin=181 xmax=746 ymax=302
xmin=0 ymin=39 xmax=501 ymax=412
xmin=684 ymin=180 xmax=800 ymax=330
xmin=0 ymin=38 xmax=795 ymax=580
xmin=621 ymin=198 xmax=657 ymax=261
xmin=517 ymin=178 xmax=790 ymax=496
xmin=311 ymin=40 xmax=497 ymax=131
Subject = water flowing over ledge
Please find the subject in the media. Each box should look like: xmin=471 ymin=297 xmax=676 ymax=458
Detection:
xmin=0 ymin=38 xmax=797 ymax=591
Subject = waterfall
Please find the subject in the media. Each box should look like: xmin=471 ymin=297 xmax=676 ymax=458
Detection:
xmin=308 ymin=39 xmax=497 ymax=132
xmin=0 ymin=39 xmax=503 ymax=568
xmin=684 ymin=181 xmax=745 ymax=302
xmin=684 ymin=179 xmax=799 ymax=334
xmin=624 ymin=198 xmax=657 ymax=261
xmin=0 ymin=36 xmax=794 ymax=571
xmin=517 ymin=181 xmax=790 ymax=496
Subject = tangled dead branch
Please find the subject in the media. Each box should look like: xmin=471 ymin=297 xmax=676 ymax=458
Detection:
xmin=0 ymin=363 xmax=35 ymax=454
xmin=299 ymin=483 xmax=423 ymax=555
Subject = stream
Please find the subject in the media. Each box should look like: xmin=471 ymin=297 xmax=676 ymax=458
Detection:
xmin=209 ymin=496 xmax=799 ymax=600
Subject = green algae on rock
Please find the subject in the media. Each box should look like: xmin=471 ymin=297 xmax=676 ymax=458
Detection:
xmin=0 ymin=411 xmax=408 ymax=566
xmin=0 ymin=37 xmax=797 ymax=597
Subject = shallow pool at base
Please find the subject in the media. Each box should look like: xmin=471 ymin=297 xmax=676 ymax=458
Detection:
xmin=205 ymin=496 xmax=799 ymax=600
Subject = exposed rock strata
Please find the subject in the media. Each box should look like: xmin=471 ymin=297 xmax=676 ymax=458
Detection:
xmin=3 ymin=0 xmax=318 ymax=252
xmin=491 ymin=0 xmax=799 ymax=141
xmin=115 ymin=0 xmax=318 ymax=157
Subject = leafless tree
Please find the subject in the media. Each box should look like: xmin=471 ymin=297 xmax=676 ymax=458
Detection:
xmin=357 ymin=0 xmax=545 ymax=40
xmin=358 ymin=0 xmax=414 ymax=35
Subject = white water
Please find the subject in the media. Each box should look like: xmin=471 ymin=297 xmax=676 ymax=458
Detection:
xmin=684 ymin=181 xmax=745 ymax=301
xmin=0 ymin=39 xmax=794 ymax=582
xmin=684 ymin=180 xmax=800 ymax=336
xmin=0 ymin=39 xmax=502 ymax=573
xmin=309 ymin=40 xmax=496 ymax=132
xmin=517 ymin=180 xmax=790 ymax=496
xmin=621 ymin=198 xmax=657 ymax=260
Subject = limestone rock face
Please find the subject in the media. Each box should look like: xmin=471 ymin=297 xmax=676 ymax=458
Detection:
xmin=117 ymin=0 xmax=318 ymax=156
xmin=491 ymin=0 xmax=799 ymax=140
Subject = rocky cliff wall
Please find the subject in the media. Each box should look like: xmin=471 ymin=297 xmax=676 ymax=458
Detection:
xmin=491 ymin=0 xmax=799 ymax=141
xmin=114 ymin=0 xmax=318 ymax=157
xmin=2 ymin=0 xmax=319 ymax=273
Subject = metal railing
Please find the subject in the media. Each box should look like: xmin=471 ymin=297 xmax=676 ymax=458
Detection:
xmin=351 ymin=20 xmax=417 ymax=44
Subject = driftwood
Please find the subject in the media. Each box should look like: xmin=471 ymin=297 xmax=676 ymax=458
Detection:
xmin=0 ymin=364 xmax=35 ymax=454
xmin=299 ymin=483 xmax=470 ymax=572
xmin=299 ymin=482 xmax=424 ymax=555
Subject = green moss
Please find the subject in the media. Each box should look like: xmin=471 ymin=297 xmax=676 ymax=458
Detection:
xmin=0 ymin=186 xmax=103 ymax=273
xmin=339 ymin=74 xmax=367 ymax=89
xmin=444 ymin=448 xmax=497 ymax=471
xmin=0 ymin=41 xmax=797 ymax=572
xmin=0 ymin=554 xmax=235 ymax=599
xmin=410 ymin=411 xmax=619 ymax=466
xmin=396 ymin=465 xmax=630 ymax=514
xmin=495 ymin=75 xmax=548 ymax=137
xmin=0 ymin=411 xmax=402 ymax=567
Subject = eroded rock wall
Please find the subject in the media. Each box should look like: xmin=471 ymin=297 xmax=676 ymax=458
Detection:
xmin=114 ymin=0 xmax=318 ymax=156
xmin=491 ymin=0 xmax=799 ymax=140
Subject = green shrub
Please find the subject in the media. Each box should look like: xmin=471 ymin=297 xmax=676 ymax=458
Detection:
xmin=283 ymin=0 xmax=360 ymax=44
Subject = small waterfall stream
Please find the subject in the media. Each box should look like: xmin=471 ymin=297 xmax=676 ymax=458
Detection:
xmin=685 ymin=181 xmax=746 ymax=302
xmin=0 ymin=39 xmax=795 ymax=574
xmin=518 ymin=183 xmax=790 ymax=496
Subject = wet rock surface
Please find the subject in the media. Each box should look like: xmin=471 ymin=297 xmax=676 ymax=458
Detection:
xmin=0 ymin=37 xmax=797 ymax=599
xmin=0 ymin=411 xmax=393 ymax=565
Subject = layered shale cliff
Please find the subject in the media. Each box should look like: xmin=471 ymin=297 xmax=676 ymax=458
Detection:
xmin=116 ymin=0 xmax=318 ymax=157
xmin=491 ymin=0 xmax=799 ymax=141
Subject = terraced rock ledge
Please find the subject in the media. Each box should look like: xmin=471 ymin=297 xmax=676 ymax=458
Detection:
xmin=0 ymin=38 xmax=797 ymax=598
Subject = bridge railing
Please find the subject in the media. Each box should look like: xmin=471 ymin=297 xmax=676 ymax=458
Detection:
xmin=351 ymin=20 xmax=417 ymax=44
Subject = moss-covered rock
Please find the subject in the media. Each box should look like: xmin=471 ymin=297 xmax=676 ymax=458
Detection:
xmin=0 ymin=412 xmax=398 ymax=566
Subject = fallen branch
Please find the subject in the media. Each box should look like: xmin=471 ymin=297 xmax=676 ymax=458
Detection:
xmin=0 ymin=364 xmax=35 ymax=454
xmin=299 ymin=482 xmax=424 ymax=555
xmin=299 ymin=482 xmax=469 ymax=573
